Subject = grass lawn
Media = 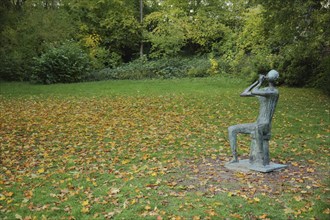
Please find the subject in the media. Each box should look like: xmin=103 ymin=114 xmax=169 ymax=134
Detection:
xmin=0 ymin=77 xmax=329 ymax=219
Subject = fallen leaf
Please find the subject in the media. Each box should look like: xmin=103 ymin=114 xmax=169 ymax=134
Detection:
xmin=323 ymin=208 xmax=330 ymax=214
xmin=0 ymin=194 xmax=6 ymax=201
xmin=82 ymin=200 xmax=89 ymax=206
xmin=5 ymin=192 xmax=14 ymax=197
xmin=259 ymin=213 xmax=268 ymax=219
xmin=109 ymin=188 xmax=120 ymax=195
xmin=37 ymin=168 xmax=45 ymax=174
xmin=230 ymin=213 xmax=242 ymax=219
xmin=15 ymin=214 xmax=23 ymax=220
xmin=81 ymin=207 xmax=89 ymax=213
xmin=284 ymin=207 xmax=294 ymax=214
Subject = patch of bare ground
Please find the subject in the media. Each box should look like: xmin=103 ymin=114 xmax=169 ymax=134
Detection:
xmin=168 ymin=157 xmax=325 ymax=198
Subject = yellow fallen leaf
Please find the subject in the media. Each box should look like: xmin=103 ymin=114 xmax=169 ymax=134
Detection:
xmin=109 ymin=188 xmax=120 ymax=195
xmin=0 ymin=194 xmax=5 ymax=201
xmin=5 ymin=192 xmax=14 ymax=197
xmin=294 ymin=196 xmax=303 ymax=202
xmin=121 ymin=159 xmax=130 ymax=165
xmin=284 ymin=207 xmax=294 ymax=214
xmin=291 ymin=162 xmax=299 ymax=167
xmin=82 ymin=200 xmax=89 ymax=206
xmin=228 ymin=192 xmax=236 ymax=197
xmin=81 ymin=207 xmax=89 ymax=213
xmin=205 ymin=209 xmax=217 ymax=216
xmin=259 ymin=214 xmax=268 ymax=219
xmin=307 ymin=168 xmax=315 ymax=173
xmin=7 ymin=199 xmax=13 ymax=204
xmin=229 ymin=213 xmax=242 ymax=219
xmin=142 ymin=154 xmax=149 ymax=160
xmin=253 ymin=197 xmax=260 ymax=202
xmin=15 ymin=214 xmax=23 ymax=220
xmin=24 ymin=190 xmax=33 ymax=199
xmin=37 ymin=168 xmax=45 ymax=174
xmin=323 ymin=208 xmax=330 ymax=214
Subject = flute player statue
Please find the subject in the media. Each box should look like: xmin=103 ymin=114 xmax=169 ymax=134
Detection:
xmin=226 ymin=70 xmax=287 ymax=172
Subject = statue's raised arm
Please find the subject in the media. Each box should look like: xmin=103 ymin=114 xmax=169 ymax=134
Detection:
xmin=251 ymin=70 xmax=279 ymax=97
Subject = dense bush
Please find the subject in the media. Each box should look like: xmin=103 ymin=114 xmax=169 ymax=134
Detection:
xmin=0 ymin=7 xmax=78 ymax=81
xmin=31 ymin=41 xmax=90 ymax=84
xmin=84 ymin=56 xmax=218 ymax=81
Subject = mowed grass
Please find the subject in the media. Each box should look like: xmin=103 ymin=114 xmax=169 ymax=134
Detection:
xmin=0 ymin=77 xmax=329 ymax=219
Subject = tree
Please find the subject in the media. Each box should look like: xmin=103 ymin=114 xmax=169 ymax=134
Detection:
xmin=69 ymin=0 xmax=142 ymax=66
xmin=140 ymin=0 xmax=144 ymax=58
xmin=144 ymin=7 xmax=188 ymax=58
xmin=0 ymin=0 xmax=77 ymax=80
xmin=144 ymin=0 xmax=236 ymax=57
xmin=219 ymin=5 xmax=274 ymax=78
xmin=254 ymin=0 xmax=330 ymax=91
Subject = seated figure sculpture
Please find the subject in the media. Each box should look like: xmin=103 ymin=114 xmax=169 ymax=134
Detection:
xmin=228 ymin=70 xmax=279 ymax=167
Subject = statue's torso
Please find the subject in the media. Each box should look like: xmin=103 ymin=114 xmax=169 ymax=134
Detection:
xmin=256 ymin=88 xmax=279 ymax=127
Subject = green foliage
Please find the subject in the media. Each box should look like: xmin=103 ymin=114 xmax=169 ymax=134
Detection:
xmin=311 ymin=55 xmax=330 ymax=95
xmin=255 ymin=0 xmax=330 ymax=91
xmin=87 ymin=58 xmax=185 ymax=80
xmin=0 ymin=5 xmax=78 ymax=81
xmin=31 ymin=41 xmax=90 ymax=84
xmin=70 ymin=0 xmax=142 ymax=64
xmin=144 ymin=9 xmax=188 ymax=58
xmin=144 ymin=0 xmax=234 ymax=57
xmin=220 ymin=6 xmax=275 ymax=80
xmin=0 ymin=0 xmax=329 ymax=94
xmin=85 ymin=56 xmax=220 ymax=81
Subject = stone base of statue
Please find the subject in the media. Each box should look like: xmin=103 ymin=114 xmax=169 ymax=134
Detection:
xmin=225 ymin=133 xmax=287 ymax=173
xmin=225 ymin=159 xmax=287 ymax=173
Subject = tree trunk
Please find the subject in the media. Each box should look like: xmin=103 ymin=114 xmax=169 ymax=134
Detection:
xmin=140 ymin=0 xmax=143 ymax=58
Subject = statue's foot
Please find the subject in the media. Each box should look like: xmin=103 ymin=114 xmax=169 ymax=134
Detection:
xmin=228 ymin=158 xmax=239 ymax=163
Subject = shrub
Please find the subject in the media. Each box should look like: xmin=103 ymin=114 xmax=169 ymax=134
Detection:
xmin=31 ymin=41 xmax=90 ymax=84
xmin=85 ymin=56 xmax=216 ymax=81
xmin=186 ymin=57 xmax=211 ymax=77
xmin=310 ymin=55 xmax=330 ymax=95
xmin=0 ymin=8 xmax=78 ymax=82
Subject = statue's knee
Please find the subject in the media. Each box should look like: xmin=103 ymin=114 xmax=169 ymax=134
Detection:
xmin=228 ymin=126 xmax=235 ymax=134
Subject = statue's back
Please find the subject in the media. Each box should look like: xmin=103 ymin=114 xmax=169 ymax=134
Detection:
xmin=256 ymin=88 xmax=279 ymax=129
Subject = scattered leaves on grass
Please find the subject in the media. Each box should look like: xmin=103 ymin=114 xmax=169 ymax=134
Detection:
xmin=0 ymin=89 xmax=329 ymax=219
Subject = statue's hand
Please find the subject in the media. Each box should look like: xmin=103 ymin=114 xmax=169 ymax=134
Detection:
xmin=258 ymin=75 xmax=265 ymax=83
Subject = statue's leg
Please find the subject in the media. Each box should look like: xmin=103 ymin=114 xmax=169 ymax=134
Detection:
xmin=255 ymin=124 xmax=269 ymax=166
xmin=228 ymin=123 xmax=256 ymax=163
xmin=228 ymin=125 xmax=239 ymax=163
xmin=263 ymin=137 xmax=270 ymax=166
xmin=255 ymin=125 xmax=264 ymax=154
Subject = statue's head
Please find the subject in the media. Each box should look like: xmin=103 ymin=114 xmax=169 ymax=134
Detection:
xmin=266 ymin=70 xmax=279 ymax=82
